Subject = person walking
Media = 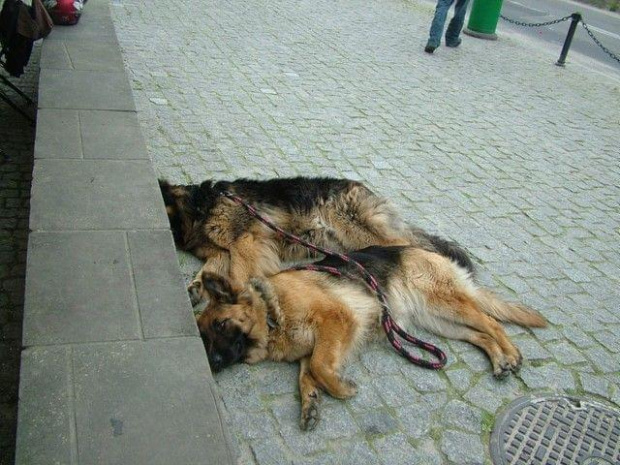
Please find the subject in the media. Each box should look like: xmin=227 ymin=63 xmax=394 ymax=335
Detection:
xmin=424 ymin=0 xmax=471 ymax=54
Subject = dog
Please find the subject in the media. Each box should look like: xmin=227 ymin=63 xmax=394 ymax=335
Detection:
xmin=198 ymin=245 xmax=547 ymax=430
xmin=159 ymin=176 xmax=473 ymax=305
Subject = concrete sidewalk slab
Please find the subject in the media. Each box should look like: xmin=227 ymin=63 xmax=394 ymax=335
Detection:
xmin=35 ymin=109 xmax=149 ymax=160
xmin=127 ymin=230 xmax=199 ymax=339
xmin=17 ymin=340 xmax=233 ymax=465
xmin=38 ymin=69 xmax=135 ymax=111
xmin=15 ymin=1 xmax=237 ymax=463
xmin=41 ymin=40 xmax=125 ymax=72
xmin=23 ymin=231 xmax=141 ymax=346
xmin=29 ymin=159 xmax=167 ymax=230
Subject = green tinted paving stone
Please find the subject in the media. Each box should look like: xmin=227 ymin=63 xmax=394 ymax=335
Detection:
xmin=490 ymin=395 xmax=620 ymax=465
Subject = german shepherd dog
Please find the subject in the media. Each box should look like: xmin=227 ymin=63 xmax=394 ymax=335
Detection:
xmin=198 ymin=246 xmax=547 ymax=430
xmin=159 ymin=177 xmax=473 ymax=305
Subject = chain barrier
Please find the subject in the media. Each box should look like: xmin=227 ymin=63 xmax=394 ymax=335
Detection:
xmin=499 ymin=14 xmax=573 ymax=28
xmin=500 ymin=12 xmax=620 ymax=67
xmin=581 ymin=20 xmax=620 ymax=65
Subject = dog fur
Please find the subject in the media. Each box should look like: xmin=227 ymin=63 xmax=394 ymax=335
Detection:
xmin=198 ymin=245 xmax=547 ymax=430
xmin=159 ymin=176 xmax=473 ymax=305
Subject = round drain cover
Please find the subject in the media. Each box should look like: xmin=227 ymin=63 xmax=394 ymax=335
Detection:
xmin=490 ymin=395 xmax=620 ymax=465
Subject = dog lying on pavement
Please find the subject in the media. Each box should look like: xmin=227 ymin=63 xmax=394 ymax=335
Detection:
xmin=159 ymin=176 xmax=473 ymax=305
xmin=197 ymin=245 xmax=547 ymax=430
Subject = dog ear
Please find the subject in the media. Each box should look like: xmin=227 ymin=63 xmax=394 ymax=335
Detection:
xmin=158 ymin=179 xmax=177 ymax=207
xmin=237 ymin=286 xmax=254 ymax=306
xmin=202 ymin=273 xmax=237 ymax=304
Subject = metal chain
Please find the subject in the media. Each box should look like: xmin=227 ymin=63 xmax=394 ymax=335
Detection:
xmin=500 ymin=14 xmax=573 ymax=28
xmin=580 ymin=20 xmax=620 ymax=65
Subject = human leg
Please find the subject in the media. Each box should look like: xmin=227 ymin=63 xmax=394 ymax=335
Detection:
xmin=445 ymin=0 xmax=470 ymax=47
xmin=426 ymin=0 xmax=455 ymax=51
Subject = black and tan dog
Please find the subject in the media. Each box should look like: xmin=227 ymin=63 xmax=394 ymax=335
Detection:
xmin=198 ymin=245 xmax=547 ymax=430
xmin=159 ymin=176 xmax=473 ymax=305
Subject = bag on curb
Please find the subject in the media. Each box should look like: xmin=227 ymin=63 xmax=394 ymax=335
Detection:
xmin=43 ymin=0 xmax=84 ymax=25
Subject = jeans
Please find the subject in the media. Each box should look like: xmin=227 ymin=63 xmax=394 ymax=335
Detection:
xmin=427 ymin=0 xmax=470 ymax=47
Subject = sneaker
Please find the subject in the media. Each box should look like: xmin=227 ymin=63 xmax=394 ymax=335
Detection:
xmin=424 ymin=43 xmax=437 ymax=54
xmin=446 ymin=38 xmax=462 ymax=48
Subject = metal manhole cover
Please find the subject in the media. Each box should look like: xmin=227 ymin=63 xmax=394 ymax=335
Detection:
xmin=490 ymin=395 xmax=620 ymax=465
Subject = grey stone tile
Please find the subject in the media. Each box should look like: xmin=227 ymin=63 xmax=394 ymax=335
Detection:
xmin=440 ymin=430 xmax=485 ymax=465
xmin=579 ymin=373 xmax=611 ymax=399
xmin=41 ymin=41 xmax=125 ymax=72
xmin=373 ymin=433 xmax=419 ymax=465
xmin=519 ymin=363 xmax=576 ymax=391
xmin=80 ymin=110 xmax=148 ymax=160
xmin=127 ymin=230 xmax=198 ymax=338
xmin=44 ymin=2 xmax=118 ymax=44
xmin=315 ymin=402 xmax=360 ymax=439
xmin=40 ymin=39 xmax=72 ymax=70
xmin=15 ymin=346 xmax=73 ymax=465
xmin=249 ymin=437 xmax=292 ymax=465
xmin=333 ymin=439 xmax=378 ymax=465
xmin=34 ymin=109 xmax=82 ymax=159
xmin=72 ymin=338 xmax=234 ymax=465
xmin=38 ymin=69 xmax=135 ymax=111
xmin=29 ymin=159 xmax=168 ymax=230
xmin=396 ymin=401 xmax=434 ymax=439
xmin=23 ymin=231 xmax=141 ymax=345
xmin=441 ymin=400 xmax=482 ymax=433
xmin=354 ymin=408 xmax=399 ymax=436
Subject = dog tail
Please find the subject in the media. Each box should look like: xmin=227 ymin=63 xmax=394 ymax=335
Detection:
xmin=475 ymin=289 xmax=547 ymax=328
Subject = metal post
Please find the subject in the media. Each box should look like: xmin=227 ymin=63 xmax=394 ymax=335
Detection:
xmin=556 ymin=13 xmax=582 ymax=67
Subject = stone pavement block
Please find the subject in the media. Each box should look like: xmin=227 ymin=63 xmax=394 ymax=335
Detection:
xmin=80 ymin=110 xmax=148 ymax=160
xmin=29 ymin=159 xmax=168 ymax=230
xmin=40 ymin=39 xmax=72 ymax=70
xmin=41 ymin=40 xmax=125 ymax=72
xmin=44 ymin=1 xmax=118 ymax=44
xmin=38 ymin=69 xmax=135 ymax=111
xmin=127 ymin=230 xmax=198 ymax=338
xmin=15 ymin=346 xmax=73 ymax=465
xmin=34 ymin=109 xmax=82 ymax=159
xmin=71 ymin=338 xmax=235 ymax=465
xmin=23 ymin=231 xmax=141 ymax=346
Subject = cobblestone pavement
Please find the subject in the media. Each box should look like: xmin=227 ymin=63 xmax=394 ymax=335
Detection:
xmin=111 ymin=0 xmax=619 ymax=464
xmin=0 ymin=48 xmax=38 ymax=465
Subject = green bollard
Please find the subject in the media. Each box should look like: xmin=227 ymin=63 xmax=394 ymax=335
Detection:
xmin=464 ymin=0 xmax=504 ymax=40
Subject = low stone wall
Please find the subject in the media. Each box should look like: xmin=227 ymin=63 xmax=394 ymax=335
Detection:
xmin=15 ymin=2 xmax=235 ymax=464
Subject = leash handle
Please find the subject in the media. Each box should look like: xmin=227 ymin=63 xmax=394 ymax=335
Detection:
xmin=221 ymin=191 xmax=447 ymax=369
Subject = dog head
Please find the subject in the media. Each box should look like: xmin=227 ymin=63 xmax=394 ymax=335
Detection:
xmin=158 ymin=179 xmax=219 ymax=248
xmin=196 ymin=273 xmax=266 ymax=372
xmin=159 ymin=179 xmax=194 ymax=247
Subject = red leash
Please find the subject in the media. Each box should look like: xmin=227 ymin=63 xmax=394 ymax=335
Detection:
xmin=221 ymin=191 xmax=447 ymax=370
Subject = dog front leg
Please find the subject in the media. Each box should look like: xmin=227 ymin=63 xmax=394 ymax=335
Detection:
xmin=299 ymin=357 xmax=321 ymax=431
xmin=228 ymin=233 xmax=264 ymax=286
xmin=188 ymin=251 xmax=231 ymax=306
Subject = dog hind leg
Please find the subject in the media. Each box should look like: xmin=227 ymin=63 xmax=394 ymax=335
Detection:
xmin=434 ymin=296 xmax=524 ymax=377
xmin=309 ymin=313 xmax=359 ymax=399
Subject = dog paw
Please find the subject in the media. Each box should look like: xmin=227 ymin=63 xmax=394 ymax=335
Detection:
xmin=188 ymin=280 xmax=204 ymax=306
xmin=300 ymin=394 xmax=321 ymax=431
xmin=340 ymin=378 xmax=358 ymax=398
xmin=510 ymin=350 xmax=523 ymax=373
xmin=493 ymin=365 xmax=512 ymax=379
